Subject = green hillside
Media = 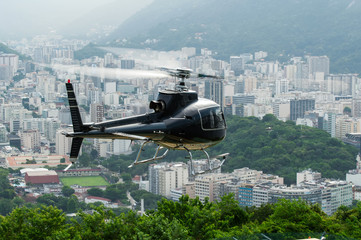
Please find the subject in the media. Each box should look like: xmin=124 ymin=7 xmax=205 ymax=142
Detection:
xmin=106 ymin=0 xmax=361 ymax=74
xmin=0 ymin=42 xmax=30 ymax=61
xmin=0 ymin=43 xmax=16 ymax=54
xmin=209 ymin=115 xmax=358 ymax=184
xmin=73 ymin=43 xmax=108 ymax=60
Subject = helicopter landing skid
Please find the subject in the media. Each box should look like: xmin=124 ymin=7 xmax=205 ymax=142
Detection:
xmin=185 ymin=147 xmax=229 ymax=175
xmin=128 ymin=141 xmax=169 ymax=168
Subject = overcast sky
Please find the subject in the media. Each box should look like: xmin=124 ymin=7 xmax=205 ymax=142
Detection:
xmin=0 ymin=0 xmax=151 ymax=39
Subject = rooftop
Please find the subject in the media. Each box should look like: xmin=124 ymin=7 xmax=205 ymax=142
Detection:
xmin=26 ymin=170 xmax=57 ymax=177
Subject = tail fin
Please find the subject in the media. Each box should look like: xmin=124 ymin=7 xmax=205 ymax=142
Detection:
xmin=66 ymin=80 xmax=83 ymax=132
xmin=65 ymin=80 xmax=84 ymax=168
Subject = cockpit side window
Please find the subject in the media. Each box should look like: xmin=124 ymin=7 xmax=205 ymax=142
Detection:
xmin=199 ymin=107 xmax=225 ymax=130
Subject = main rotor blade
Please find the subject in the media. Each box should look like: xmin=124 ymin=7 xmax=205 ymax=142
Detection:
xmin=196 ymin=73 xmax=223 ymax=79
xmin=46 ymin=64 xmax=169 ymax=80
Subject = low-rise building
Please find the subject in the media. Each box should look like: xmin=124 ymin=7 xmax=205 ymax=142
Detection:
xmin=182 ymin=182 xmax=195 ymax=199
xmin=43 ymin=184 xmax=62 ymax=194
xmin=7 ymin=155 xmax=70 ymax=169
xmin=25 ymin=170 xmax=59 ymax=185
xmin=56 ymin=168 xmax=102 ymax=177
xmin=85 ymin=196 xmax=118 ymax=208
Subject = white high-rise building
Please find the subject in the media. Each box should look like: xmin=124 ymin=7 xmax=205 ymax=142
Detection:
xmin=275 ymin=79 xmax=289 ymax=95
xmin=307 ymin=56 xmax=330 ymax=76
xmin=113 ymin=140 xmax=131 ymax=155
xmin=0 ymin=124 xmax=8 ymax=143
xmin=335 ymin=115 xmax=359 ymax=139
xmin=56 ymin=129 xmax=72 ymax=156
xmin=0 ymin=54 xmax=19 ymax=75
xmin=97 ymin=139 xmax=113 ymax=158
xmin=205 ymin=80 xmax=224 ymax=109
xmin=352 ymin=98 xmax=361 ymax=118
xmin=36 ymin=74 xmax=56 ymax=102
xmin=104 ymin=82 xmax=117 ymax=94
xmin=104 ymin=93 xmax=119 ymax=106
xmin=272 ymin=101 xmax=290 ymax=120
xmin=326 ymin=74 xmax=357 ymax=96
xmin=44 ymin=119 xmax=61 ymax=142
xmin=0 ymin=103 xmax=31 ymax=122
xmin=297 ymin=169 xmax=322 ymax=185
xmin=284 ymin=65 xmax=297 ymax=81
xmin=90 ymin=103 xmax=104 ymax=123
xmin=195 ymin=173 xmax=232 ymax=202
xmin=232 ymin=167 xmax=263 ymax=182
xmin=252 ymin=184 xmax=270 ymax=207
xmin=104 ymin=53 xmax=114 ymax=67
xmin=321 ymin=180 xmax=353 ymax=215
xmin=149 ymin=162 xmax=189 ymax=198
xmin=230 ymin=56 xmax=244 ymax=76
xmin=21 ymin=129 xmax=40 ymax=150
xmin=346 ymin=155 xmax=361 ymax=187
xmin=323 ymin=112 xmax=336 ymax=137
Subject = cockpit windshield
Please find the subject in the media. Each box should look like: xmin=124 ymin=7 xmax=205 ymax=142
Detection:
xmin=199 ymin=107 xmax=226 ymax=130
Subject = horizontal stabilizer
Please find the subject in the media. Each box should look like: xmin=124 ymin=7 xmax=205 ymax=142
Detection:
xmin=112 ymin=132 xmax=148 ymax=140
xmin=211 ymin=153 xmax=229 ymax=159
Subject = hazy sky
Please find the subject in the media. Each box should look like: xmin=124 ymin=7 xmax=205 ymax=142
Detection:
xmin=0 ymin=0 xmax=151 ymax=39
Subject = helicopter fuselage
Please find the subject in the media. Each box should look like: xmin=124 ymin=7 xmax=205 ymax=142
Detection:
xmin=67 ymin=90 xmax=226 ymax=151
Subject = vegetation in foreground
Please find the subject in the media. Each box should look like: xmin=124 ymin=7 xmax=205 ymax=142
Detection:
xmin=0 ymin=195 xmax=360 ymax=239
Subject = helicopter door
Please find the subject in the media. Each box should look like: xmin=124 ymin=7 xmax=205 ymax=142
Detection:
xmin=199 ymin=107 xmax=226 ymax=130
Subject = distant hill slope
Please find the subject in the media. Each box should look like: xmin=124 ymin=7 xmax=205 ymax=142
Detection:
xmin=0 ymin=43 xmax=30 ymax=60
xmin=106 ymin=0 xmax=361 ymax=74
xmin=59 ymin=0 xmax=153 ymax=39
xmin=0 ymin=43 xmax=17 ymax=55
xmin=0 ymin=0 xmax=152 ymax=40
xmin=74 ymin=43 xmax=108 ymax=60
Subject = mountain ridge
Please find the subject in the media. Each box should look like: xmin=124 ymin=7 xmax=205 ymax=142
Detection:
xmin=105 ymin=0 xmax=361 ymax=74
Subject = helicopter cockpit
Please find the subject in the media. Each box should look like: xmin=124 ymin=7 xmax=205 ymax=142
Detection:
xmin=199 ymin=106 xmax=226 ymax=130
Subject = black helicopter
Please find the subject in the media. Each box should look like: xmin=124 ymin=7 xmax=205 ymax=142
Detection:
xmin=64 ymin=68 xmax=228 ymax=174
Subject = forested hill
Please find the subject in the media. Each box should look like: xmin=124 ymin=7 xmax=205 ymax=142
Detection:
xmin=106 ymin=0 xmax=361 ymax=74
xmin=208 ymin=115 xmax=358 ymax=184
xmin=0 ymin=43 xmax=18 ymax=55
xmin=0 ymin=43 xmax=30 ymax=61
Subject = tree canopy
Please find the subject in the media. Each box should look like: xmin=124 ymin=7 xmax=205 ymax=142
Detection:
xmin=1 ymin=196 xmax=361 ymax=239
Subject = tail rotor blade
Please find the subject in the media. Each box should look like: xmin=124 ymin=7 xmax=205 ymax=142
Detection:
xmin=64 ymin=163 xmax=72 ymax=171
